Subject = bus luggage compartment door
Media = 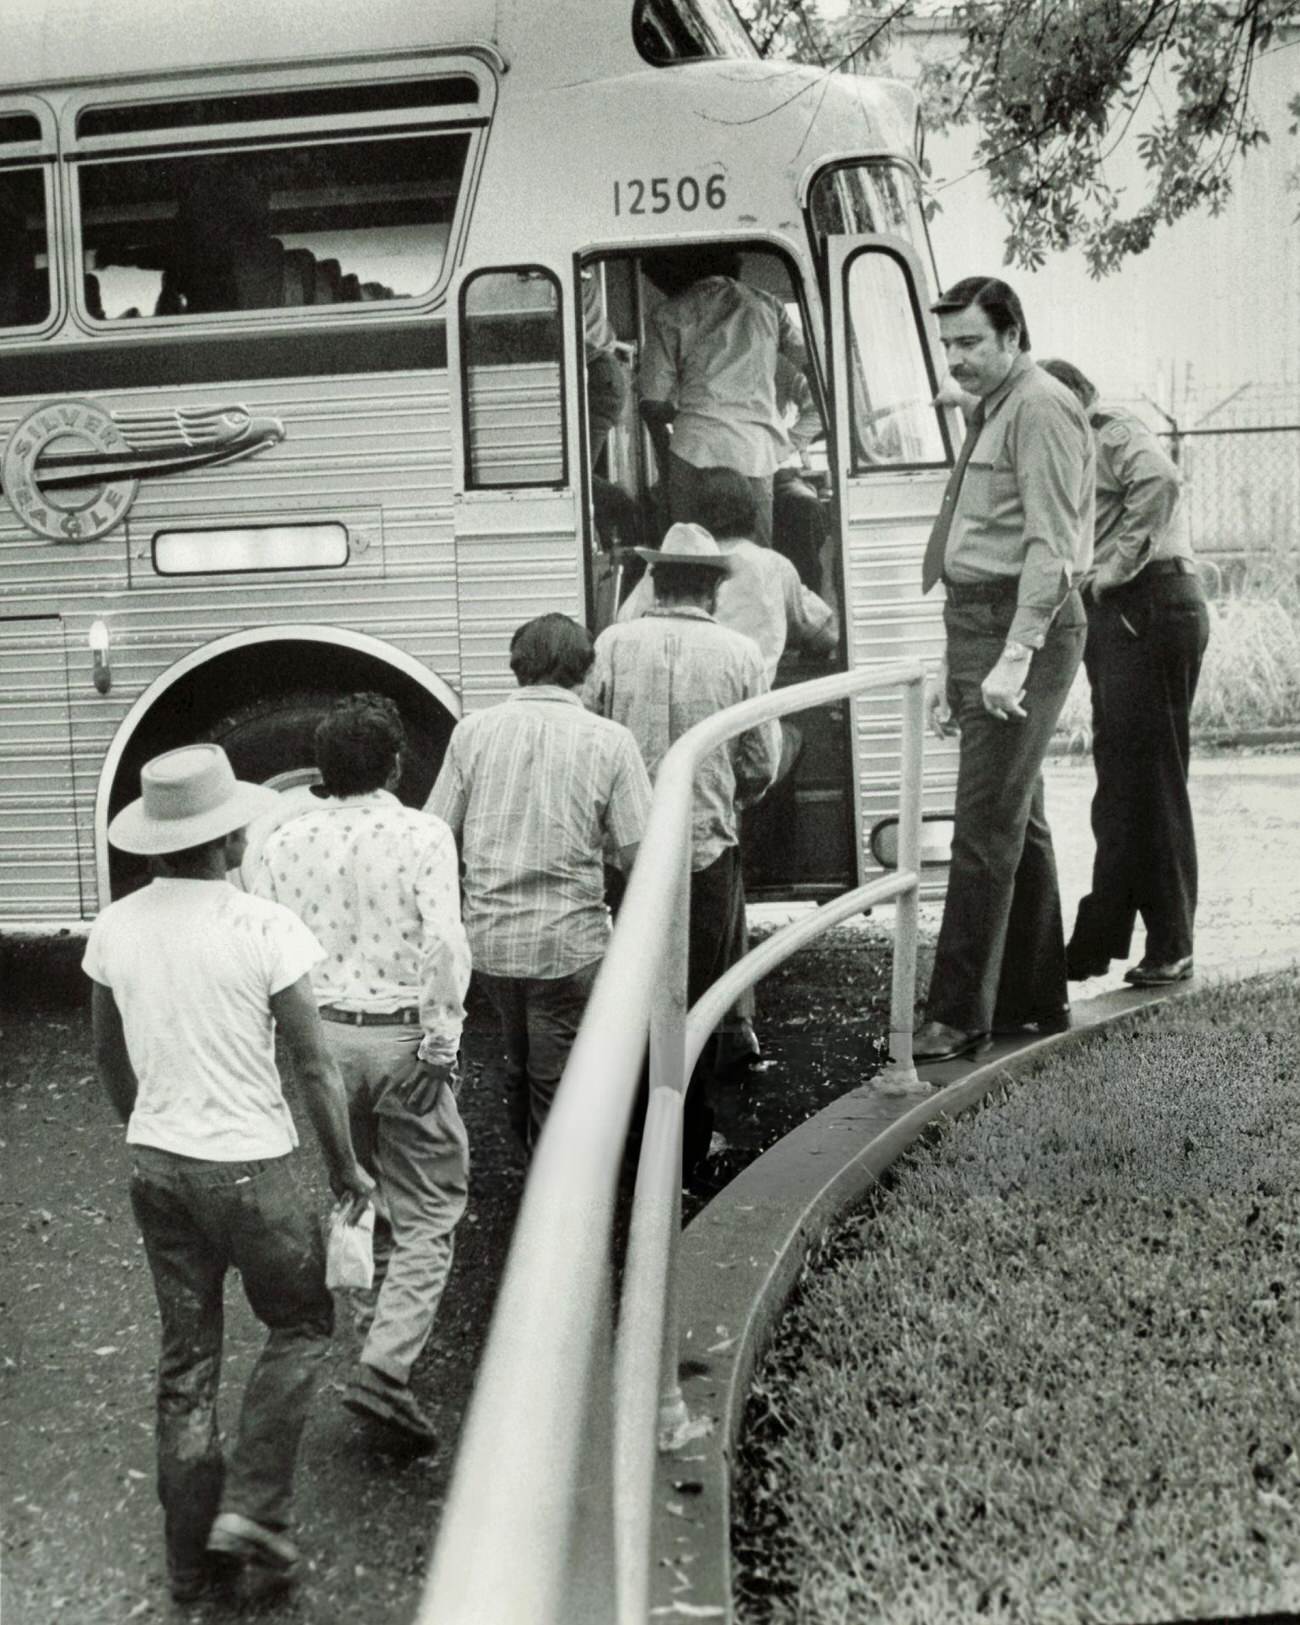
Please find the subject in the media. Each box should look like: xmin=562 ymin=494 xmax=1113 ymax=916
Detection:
xmin=0 ymin=615 xmax=80 ymax=921
xmin=826 ymin=234 xmax=960 ymax=885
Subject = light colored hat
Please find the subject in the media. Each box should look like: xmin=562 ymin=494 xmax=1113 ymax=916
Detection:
xmin=634 ymin=521 xmax=732 ymax=572
xmin=108 ymin=743 xmax=279 ymax=855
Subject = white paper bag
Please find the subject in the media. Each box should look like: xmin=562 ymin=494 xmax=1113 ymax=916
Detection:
xmin=325 ymin=1200 xmax=375 ymax=1291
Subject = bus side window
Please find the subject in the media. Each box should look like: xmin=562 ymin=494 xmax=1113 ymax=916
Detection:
xmin=78 ymin=134 xmax=468 ymax=320
xmin=461 ymin=268 xmax=566 ymax=489
xmin=0 ymin=168 xmax=51 ymax=330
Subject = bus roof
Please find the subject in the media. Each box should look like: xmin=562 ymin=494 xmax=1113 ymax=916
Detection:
xmin=2 ymin=0 xmax=743 ymax=94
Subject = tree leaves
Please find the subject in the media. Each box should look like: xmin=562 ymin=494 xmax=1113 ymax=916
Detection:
xmin=738 ymin=0 xmax=1299 ymax=276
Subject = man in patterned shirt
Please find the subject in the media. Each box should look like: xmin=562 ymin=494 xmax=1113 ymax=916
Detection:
xmin=427 ymin=614 xmax=653 ymax=1152
xmin=253 ymin=693 xmax=470 ymax=1451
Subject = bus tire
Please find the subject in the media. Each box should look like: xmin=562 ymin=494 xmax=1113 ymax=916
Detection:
xmin=204 ymin=691 xmax=443 ymax=804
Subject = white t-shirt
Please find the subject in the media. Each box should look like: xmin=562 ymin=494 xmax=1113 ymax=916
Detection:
xmin=82 ymin=877 xmax=324 ymax=1160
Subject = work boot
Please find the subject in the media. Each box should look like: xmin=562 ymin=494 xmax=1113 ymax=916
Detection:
xmin=206 ymin=1511 xmax=301 ymax=1595
xmin=343 ymin=1363 xmax=438 ymax=1452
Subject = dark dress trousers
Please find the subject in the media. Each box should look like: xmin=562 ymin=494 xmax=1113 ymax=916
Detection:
xmin=1069 ymin=562 xmax=1209 ymax=968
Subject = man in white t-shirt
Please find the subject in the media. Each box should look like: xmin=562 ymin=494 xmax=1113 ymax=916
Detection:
xmin=83 ymin=744 xmax=373 ymax=1603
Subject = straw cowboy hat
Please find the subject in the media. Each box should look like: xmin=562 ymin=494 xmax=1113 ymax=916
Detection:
xmin=108 ymin=743 xmax=279 ymax=855
xmin=634 ymin=521 xmax=732 ymax=572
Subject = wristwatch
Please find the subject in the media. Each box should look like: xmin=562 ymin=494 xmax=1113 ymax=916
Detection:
xmin=1001 ymin=640 xmax=1034 ymax=663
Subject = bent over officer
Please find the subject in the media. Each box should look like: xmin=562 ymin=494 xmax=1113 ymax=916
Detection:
xmin=1041 ymin=358 xmax=1211 ymax=988
xmin=913 ymin=276 xmax=1094 ymax=1063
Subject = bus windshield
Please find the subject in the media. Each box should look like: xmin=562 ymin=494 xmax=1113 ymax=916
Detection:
xmin=632 ymin=0 xmax=757 ymax=66
xmin=808 ymin=161 xmax=927 ymax=260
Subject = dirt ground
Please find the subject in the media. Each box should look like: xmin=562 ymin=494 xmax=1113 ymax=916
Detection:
xmin=12 ymin=748 xmax=1293 ymax=1621
xmin=0 ymin=921 xmax=904 ymax=1624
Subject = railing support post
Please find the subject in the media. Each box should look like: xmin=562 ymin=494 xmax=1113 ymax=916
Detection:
xmin=651 ymin=844 xmax=692 ymax=1446
xmin=879 ymin=672 xmax=926 ymax=1094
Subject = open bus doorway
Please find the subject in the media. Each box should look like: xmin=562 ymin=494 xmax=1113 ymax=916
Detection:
xmin=579 ymin=242 xmax=858 ymax=899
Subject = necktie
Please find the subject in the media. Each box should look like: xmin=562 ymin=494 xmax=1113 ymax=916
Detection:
xmin=921 ymin=402 xmax=986 ymax=594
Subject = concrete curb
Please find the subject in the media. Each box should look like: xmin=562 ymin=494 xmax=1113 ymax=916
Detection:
xmin=647 ymin=952 xmax=1299 ymax=1622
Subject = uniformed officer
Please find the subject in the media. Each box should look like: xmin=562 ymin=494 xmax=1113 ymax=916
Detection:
xmin=1041 ymin=358 xmax=1211 ymax=988
xmin=913 ymin=277 xmax=1094 ymax=1063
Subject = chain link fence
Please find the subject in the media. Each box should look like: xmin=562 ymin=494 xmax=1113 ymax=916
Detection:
xmin=1167 ymin=424 xmax=1300 ymax=593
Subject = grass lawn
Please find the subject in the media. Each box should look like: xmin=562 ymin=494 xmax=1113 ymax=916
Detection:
xmin=733 ymin=970 xmax=1300 ymax=1624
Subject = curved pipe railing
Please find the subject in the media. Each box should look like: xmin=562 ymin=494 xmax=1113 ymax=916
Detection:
xmin=417 ymin=662 xmax=929 ymax=1625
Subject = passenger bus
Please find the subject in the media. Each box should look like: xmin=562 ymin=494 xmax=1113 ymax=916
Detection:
xmin=0 ymin=0 xmax=958 ymax=927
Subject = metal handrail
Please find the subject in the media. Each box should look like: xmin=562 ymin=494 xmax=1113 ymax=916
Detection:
xmin=417 ymin=662 xmax=929 ymax=1625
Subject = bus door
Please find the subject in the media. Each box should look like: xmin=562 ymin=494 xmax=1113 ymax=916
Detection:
xmin=825 ymin=234 xmax=959 ymax=876
xmin=447 ymin=261 xmax=584 ymax=708
xmin=579 ymin=240 xmax=861 ymax=899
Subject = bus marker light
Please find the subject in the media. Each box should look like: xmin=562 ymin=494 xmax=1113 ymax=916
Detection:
xmin=89 ymin=619 xmax=111 ymax=694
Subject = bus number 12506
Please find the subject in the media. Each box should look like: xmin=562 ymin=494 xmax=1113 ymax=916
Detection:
xmin=612 ymin=174 xmax=727 ymax=216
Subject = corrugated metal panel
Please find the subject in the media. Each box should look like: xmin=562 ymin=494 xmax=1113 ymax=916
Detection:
xmin=1 ymin=367 xmax=464 ymax=923
xmin=454 ymin=503 xmax=583 ymax=710
xmin=0 ymin=617 xmax=81 ymax=919
xmin=466 ymin=363 xmax=565 ymax=487
xmin=843 ymin=475 xmax=958 ymax=847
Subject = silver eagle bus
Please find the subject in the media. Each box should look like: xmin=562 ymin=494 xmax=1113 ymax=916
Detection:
xmin=0 ymin=0 xmax=958 ymax=926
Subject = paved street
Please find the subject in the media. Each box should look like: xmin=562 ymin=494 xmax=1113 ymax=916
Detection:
xmin=1043 ymin=749 xmax=1300 ymax=989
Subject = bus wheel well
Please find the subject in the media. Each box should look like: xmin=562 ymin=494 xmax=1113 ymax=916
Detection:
xmin=105 ymin=640 xmax=457 ymax=899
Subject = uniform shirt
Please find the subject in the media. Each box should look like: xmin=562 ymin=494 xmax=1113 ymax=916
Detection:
xmin=427 ymin=686 xmax=652 ymax=980
xmin=589 ymin=608 xmax=780 ymax=871
xmin=616 ymin=541 xmax=836 ymax=686
xmin=82 ymin=878 xmax=322 ymax=1160
xmin=252 ymin=790 xmax=469 ymax=1068
xmin=640 ymin=276 xmax=807 ymax=477
xmin=943 ymin=352 xmax=1096 ymax=647
xmin=1089 ymin=405 xmax=1193 ymax=588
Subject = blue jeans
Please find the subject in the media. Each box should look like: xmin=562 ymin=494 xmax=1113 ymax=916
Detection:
xmin=129 ymin=1147 xmax=333 ymax=1578
xmin=478 ymin=960 xmax=601 ymax=1150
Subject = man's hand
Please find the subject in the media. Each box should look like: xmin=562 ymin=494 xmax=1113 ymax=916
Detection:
xmin=391 ymin=1055 xmax=456 ymax=1116
xmin=332 ymin=1161 xmax=377 ymax=1225
xmin=927 ymin=656 xmax=959 ymax=740
xmin=980 ymin=648 xmax=1031 ymax=721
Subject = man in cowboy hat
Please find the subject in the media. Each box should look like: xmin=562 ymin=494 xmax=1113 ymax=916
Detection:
xmin=82 ymin=743 xmax=373 ymax=1602
xmin=588 ymin=522 xmax=780 ymax=1174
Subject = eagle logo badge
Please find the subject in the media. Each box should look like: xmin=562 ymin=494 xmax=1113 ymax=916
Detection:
xmin=0 ymin=401 xmax=285 ymax=542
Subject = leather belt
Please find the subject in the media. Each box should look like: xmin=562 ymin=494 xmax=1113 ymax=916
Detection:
xmin=941 ymin=577 xmax=1019 ymax=603
xmin=319 ymin=1005 xmax=420 ymax=1027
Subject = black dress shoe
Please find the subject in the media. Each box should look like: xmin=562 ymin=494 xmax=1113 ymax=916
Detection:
xmin=1124 ymin=956 xmax=1193 ymax=986
xmin=1066 ymin=947 xmax=1111 ymax=981
xmin=911 ymin=1021 xmax=990 ymax=1063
